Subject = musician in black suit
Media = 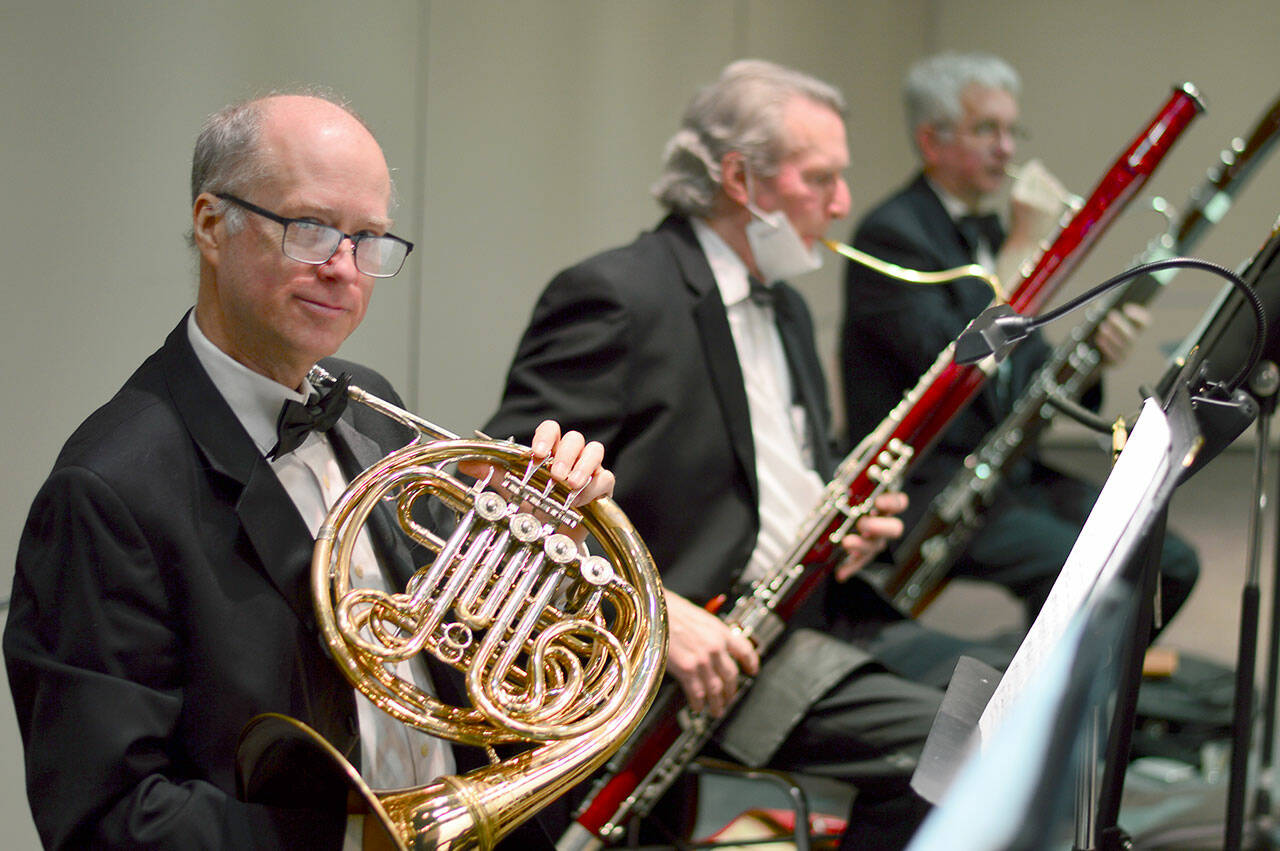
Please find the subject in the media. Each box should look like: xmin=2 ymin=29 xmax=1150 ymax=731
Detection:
xmin=840 ymin=52 xmax=1199 ymax=624
xmin=4 ymin=92 xmax=612 ymax=850
xmin=487 ymin=60 xmax=1016 ymax=851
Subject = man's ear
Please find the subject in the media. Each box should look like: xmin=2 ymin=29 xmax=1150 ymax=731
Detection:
xmin=191 ymin=193 xmax=223 ymax=265
xmin=915 ymin=124 xmax=944 ymax=170
xmin=720 ymin=151 xmax=750 ymax=207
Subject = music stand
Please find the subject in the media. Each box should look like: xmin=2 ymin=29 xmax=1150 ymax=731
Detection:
xmin=908 ymin=390 xmax=1204 ymax=850
xmin=1141 ymin=226 xmax=1280 ymax=850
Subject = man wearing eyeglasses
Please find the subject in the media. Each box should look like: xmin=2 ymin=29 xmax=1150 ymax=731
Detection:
xmin=838 ymin=52 xmax=1198 ymax=627
xmin=4 ymin=92 xmax=607 ymax=850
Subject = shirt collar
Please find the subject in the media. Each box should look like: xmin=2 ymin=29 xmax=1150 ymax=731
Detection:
xmin=690 ymin=217 xmax=754 ymax=307
xmin=186 ymin=311 xmax=313 ymax=456
xmin=925 ymin=176 xmax=1000 ymax=222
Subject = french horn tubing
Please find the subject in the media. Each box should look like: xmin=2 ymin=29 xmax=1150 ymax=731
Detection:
xmin=236 ymin=366 xmax=667 ymax=850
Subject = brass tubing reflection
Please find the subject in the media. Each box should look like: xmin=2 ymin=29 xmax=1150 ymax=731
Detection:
xmin=821 ymin=238 xmax=1005 ymax=302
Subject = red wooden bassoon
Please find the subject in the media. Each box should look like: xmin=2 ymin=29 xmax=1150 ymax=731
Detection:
xmin=557 ymin=83 xmax=1205 ymax=851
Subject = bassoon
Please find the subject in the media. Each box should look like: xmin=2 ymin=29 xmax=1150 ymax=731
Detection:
xmin=885 ymin=88 xmax=1280 ymax=616
xmin=556 ymin=83 xmax=1204 ymax=851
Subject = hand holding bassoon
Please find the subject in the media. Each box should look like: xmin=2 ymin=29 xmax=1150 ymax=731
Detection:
xmin=833 ymin=490 xmax=909 ymax=581
xmin=662 ymin=590 xmax=758 ymax=718
xmin=662 ymin=489 xmax=908 ymax=716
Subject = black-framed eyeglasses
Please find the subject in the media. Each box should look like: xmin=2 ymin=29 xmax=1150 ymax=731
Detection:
xmin=214 ymin=193 xmax=414 ymax=278
xmin=942 ymin=119 xmax=1030 ymax=144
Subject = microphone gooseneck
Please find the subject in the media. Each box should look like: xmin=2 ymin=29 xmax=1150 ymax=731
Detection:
xmin=955 ymin=256 xmax=1265 ymax=394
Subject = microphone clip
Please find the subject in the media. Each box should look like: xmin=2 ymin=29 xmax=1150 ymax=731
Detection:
xmin=954 ymin=304 xmax=1033 ymax=365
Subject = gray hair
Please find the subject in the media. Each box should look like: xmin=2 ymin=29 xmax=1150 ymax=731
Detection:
xmin=189 ymin=99 xmax=268 ymax=234
xmin=188 ymin=88 xmax=375 ymax=239
xmin=904 ymin=52 xmax=1020 ymax=135
xmin=652 ymin=59 xmax=846 ymax=218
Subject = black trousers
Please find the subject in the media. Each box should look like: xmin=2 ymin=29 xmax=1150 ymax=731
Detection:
xmin=956 ymin=463 xmax=1199 ymax=629
xmin=766 ymin=665 xmax=939 ymax=851
xmin=760 ymin=613 xmax=1018 ymax=851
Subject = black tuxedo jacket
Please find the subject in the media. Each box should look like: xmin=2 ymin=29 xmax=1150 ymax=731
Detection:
xmin=839 ymin=173 xmax=1066 ymax=527
xmin=486 ymin=214 xmax=843 ymax=603
xmin=3 ymin=317 xmax=520 ymax=849
xmin=486 ymin=214 xmax=904 ymax=652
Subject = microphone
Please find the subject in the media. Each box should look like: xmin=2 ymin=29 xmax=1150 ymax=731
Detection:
xmin=954 ymin=256 xmax=1266 ymax=397
xmin=955 ymin=252 xmax=1268 ymax=481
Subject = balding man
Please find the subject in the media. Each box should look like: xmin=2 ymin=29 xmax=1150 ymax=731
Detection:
xmin=4 ymin=93 xmax=609 ymax=849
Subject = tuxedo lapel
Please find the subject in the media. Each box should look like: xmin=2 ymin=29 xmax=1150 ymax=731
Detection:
xmin=905 ymin=176 xmax=1007 ymax=420
xmin=159 ymin=316 xmax=327 ymax=628
xmin=904 ymin=175 xmax=975 ymax=270
xmin=235 ymin=459 xmax=321 ymax=630
xmin=660 ymin=217 xmax=759 ymax=503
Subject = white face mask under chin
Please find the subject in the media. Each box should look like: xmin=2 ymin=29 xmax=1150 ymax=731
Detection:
xmin=744 ymin=205 xmax=824 ymax=283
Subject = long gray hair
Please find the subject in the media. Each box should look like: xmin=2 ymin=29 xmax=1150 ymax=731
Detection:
xmin=652 ymin=60 xmax=846 ymax=218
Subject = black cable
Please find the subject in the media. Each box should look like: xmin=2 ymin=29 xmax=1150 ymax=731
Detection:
xmin=1028 ymin=256 xmax=1266 ymax=393
xmin=1042 ymin=386 xmax=1115 ymax=435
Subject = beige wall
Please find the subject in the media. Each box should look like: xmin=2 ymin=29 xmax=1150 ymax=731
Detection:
xmin=4 ymin=0 xmax=1280 ymax=845
xmin=411 ymin=0 xmax=928 ymax=434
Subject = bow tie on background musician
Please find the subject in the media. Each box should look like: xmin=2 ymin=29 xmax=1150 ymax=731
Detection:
xmin=957 ymin=211 xmax=1003 ymax=257
xmin=748 ymin=276 xmax=777 ymax=307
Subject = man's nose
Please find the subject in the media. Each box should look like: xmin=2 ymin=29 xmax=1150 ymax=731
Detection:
xmin=995 ymin=129 xmax=1017 ymax=158
xmin=828 ymin=177 xmax=852 ymax=219
xmin=320 ymin=237 xmax=360 ymax=280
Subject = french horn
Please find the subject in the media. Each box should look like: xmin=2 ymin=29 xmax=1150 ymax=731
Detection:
xmin=236 ymin=366 xmax=667 ymax=850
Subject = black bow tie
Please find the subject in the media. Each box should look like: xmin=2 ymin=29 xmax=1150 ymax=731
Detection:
xmin=749 ymin=277 xmax=777 ymax=307
xmin=957 ymin=212 xmax=1003 ymax=254
xmin=268 ymin=372 xmax=351 ymax=460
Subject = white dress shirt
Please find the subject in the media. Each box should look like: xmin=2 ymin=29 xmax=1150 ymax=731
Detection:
xmin=690 ymin=220 xmax=825 ymax=587
xmin=185 ymin=313 xmax=454 ymax=842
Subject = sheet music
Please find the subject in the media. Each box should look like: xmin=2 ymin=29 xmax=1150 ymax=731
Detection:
xmin=977 ymin=398 xmax=1173 ymax=742
xmin=907 ymin=612 xmax=1094 ymax=850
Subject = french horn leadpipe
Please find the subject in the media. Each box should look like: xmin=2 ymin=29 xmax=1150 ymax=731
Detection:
xmin=236 ymin=365 xmax=668 ymax=850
